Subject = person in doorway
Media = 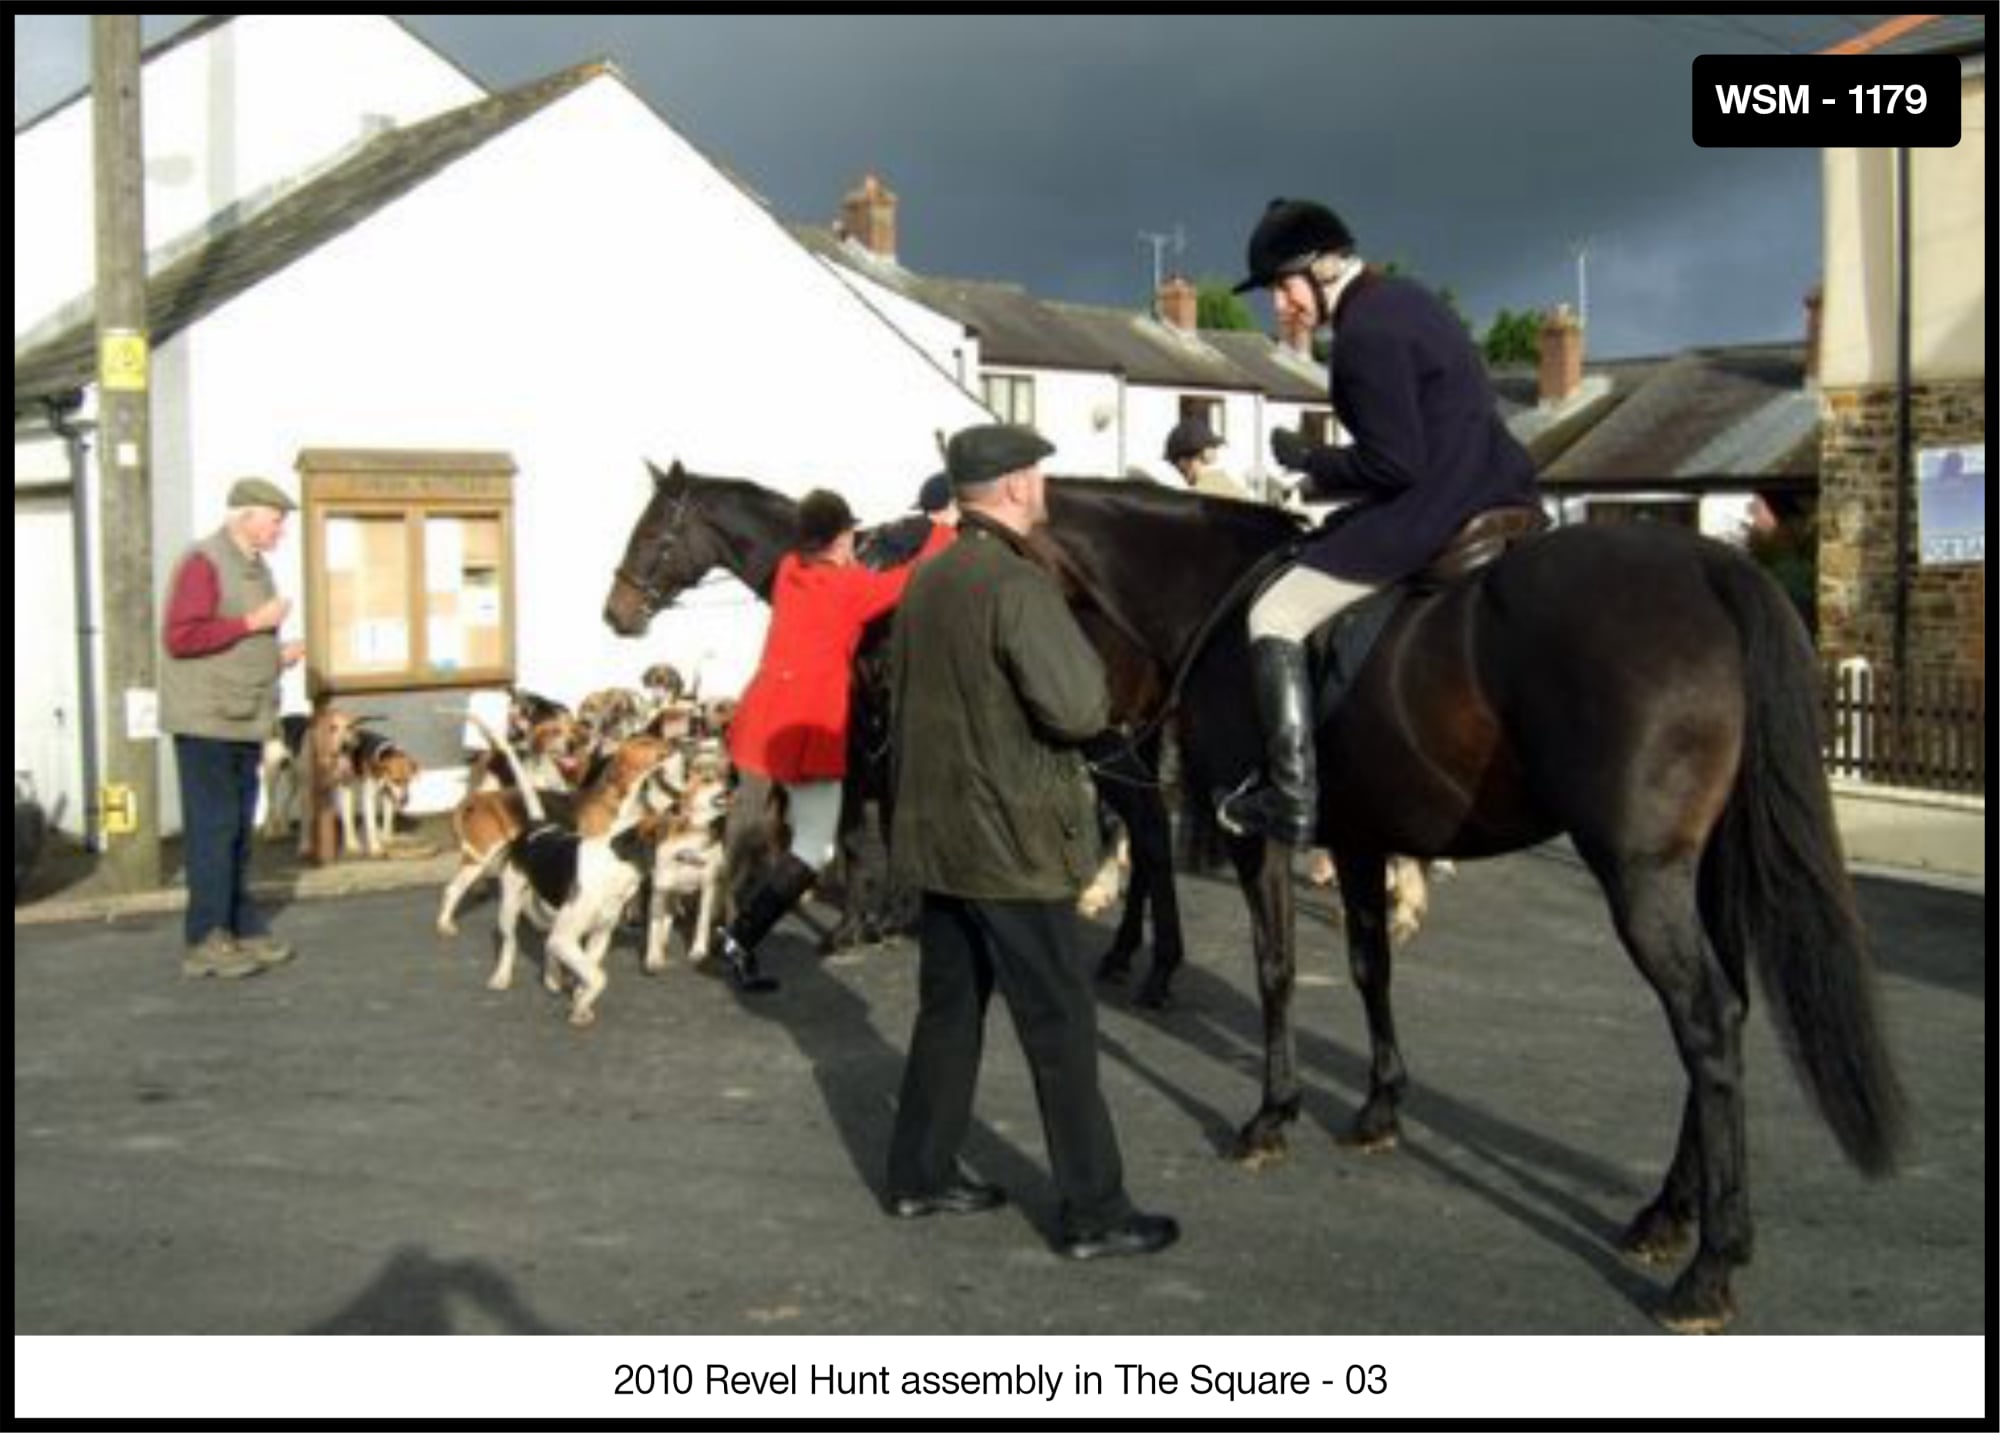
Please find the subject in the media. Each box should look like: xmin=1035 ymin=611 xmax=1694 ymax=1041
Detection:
xmin=160 ymin=477 xmax=308 ymax=978
xmin=1163 ymin=417 xmax=1250 ymax=501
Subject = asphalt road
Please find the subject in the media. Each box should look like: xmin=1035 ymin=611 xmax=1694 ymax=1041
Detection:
xmin=12 ymin=843 xmax=1985 ymax=1338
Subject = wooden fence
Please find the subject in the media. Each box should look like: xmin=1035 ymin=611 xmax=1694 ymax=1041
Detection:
xmin=1821 ymin=664 xmax=1987 ymax=795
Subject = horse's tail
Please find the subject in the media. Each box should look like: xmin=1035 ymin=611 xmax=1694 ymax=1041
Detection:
xmin=1699 ymin=548 xmax=1906 ymax=1175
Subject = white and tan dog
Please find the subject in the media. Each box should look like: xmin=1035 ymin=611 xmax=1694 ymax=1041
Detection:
xmin=479 ymin=719 xmax=669 ymax=1028
xmin=641 ymin=744 xmax=734 ymax=974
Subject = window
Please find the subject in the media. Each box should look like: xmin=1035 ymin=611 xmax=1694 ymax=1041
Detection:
xmin=298 ymin=450 xmax=517 ymax=697
xmin=982 ymin=373 xmax=1036 ymax=426
xmin=1178 ymin=396 xmax=1223 ymax=442
xmin=1299 ymin=410 xmax=1335 ymax=445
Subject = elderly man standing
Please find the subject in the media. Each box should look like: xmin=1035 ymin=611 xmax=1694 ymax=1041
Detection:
xmin=883 ymin=423 xmax=1178 ymax=1261
xmin=160 ymin=477 xmax=307 ymax=979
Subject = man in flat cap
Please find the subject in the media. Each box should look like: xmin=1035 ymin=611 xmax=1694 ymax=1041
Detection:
xmin=159 ymin=477 xmax=307 ymax=979
xmin=883 ymin=423 xmax=1178 ymax=1260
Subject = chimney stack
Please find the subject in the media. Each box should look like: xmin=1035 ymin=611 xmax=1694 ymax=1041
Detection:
xmin=1157 ymin=273 xmax=1198 ymax=332
xmin=837 ymin=173 xmax=898 ymax=262
xmin=1803 ymin=283 xmax=1823 ymax=386
xmin=1537 ymin=303 xmax=1583 ymax=407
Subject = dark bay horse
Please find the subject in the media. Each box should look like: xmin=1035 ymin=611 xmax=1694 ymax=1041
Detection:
xmin=600 ymin=461 xmax=1185 ymax=992
xmin=1040 ymin=478 xmax=1905 ymax=1332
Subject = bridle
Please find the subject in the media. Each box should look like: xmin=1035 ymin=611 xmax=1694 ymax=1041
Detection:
xmin=612 ymin=487 xmax=696 ymax=617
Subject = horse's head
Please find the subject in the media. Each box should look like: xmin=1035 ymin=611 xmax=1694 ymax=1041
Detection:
xmin=604 ymin=460 xmax=758 ymax=636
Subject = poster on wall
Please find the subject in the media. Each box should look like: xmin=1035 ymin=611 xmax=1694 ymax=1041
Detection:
xmin=1917 ymin=445 xmax=1983 ymax=566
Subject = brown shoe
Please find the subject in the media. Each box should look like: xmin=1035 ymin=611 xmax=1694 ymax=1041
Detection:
xmin=233 ymin=933 xmax=295 ymax=968
xmin=181 ymin=930 xmax=265 ymax=980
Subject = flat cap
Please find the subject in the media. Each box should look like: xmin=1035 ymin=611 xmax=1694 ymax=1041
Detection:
xmin=227 ymin=476 xmax=296 ymax=512
xmin=946 ymin=424 xmax=1055 ymax=488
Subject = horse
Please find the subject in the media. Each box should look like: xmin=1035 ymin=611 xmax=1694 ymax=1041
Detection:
xmin=601 ymin=459 xmax=1191 ymax=1004
xmin=1037 ymin=477 xmax=1906 ymax=1332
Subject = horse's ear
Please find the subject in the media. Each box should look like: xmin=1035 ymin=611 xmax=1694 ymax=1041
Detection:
xmin=647 ymin=459 xmax=687 ymax=491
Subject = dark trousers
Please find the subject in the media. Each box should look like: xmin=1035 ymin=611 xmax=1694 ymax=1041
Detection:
xmin=173 ymin=735 xmax=266 ymax=947
xmin=887 ymin=893 xmax=1133 ymax=1236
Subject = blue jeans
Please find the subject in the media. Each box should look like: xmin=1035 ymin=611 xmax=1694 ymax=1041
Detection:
xmin=173 ymin=735 xmax=267 ymax=947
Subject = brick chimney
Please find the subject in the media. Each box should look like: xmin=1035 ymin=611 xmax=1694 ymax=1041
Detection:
xmin=1156 ymin=273 xmax=1198 ymax=332
xmin=837 ymin=173 xmax=897 ymax=262
xmin=1537 ymin=303 xmax=1583 ymax=407
xmin=1803 ymin=283 xmax=1823 ymax=386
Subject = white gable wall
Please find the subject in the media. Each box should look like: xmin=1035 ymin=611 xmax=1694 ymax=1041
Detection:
xmin=146 ymin=74 xmax=988 ymax=779
xmin=15 ymin=15 xmax=483 ymax=340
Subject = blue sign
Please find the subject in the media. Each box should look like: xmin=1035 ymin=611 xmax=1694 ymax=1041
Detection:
xmin=1918 ymin=445 xmax=1983 ymax=566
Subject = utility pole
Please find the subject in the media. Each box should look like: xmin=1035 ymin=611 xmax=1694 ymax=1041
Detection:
xmin=91 ymin=15 xmax=162 ymax=892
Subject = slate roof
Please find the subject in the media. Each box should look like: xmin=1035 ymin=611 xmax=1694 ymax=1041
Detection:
xmin=1540 ymin=342 xmax=1816 ymax=490
xmin=796 ymin=224 xmax=1326 ymax=399
xmin=14 ymin=62 xmax=604 ymax=404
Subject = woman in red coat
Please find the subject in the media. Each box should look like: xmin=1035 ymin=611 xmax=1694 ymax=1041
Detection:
xmin=712 ymin=488 xmax=953 ymax=992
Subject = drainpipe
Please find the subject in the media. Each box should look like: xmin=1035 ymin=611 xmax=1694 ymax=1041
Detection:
xmin=46 ymin=392 xmax=103 ymax=851
xmin=1891 ymin=146 xmax=1913 ymax=703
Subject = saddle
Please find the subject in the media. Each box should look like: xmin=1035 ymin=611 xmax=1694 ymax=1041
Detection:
xmin=1299 ymin=505 xmax=1549 ymax=726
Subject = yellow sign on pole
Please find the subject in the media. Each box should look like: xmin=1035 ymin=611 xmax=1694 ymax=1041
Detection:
xmin=100 ymin=784 xmax=137 ymax=835
xmin=99 ymin=329 xmax=149 ymax=392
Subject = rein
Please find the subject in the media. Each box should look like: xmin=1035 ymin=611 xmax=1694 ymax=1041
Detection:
xmin=1082 ymin=540 xmax=1300 ymax=788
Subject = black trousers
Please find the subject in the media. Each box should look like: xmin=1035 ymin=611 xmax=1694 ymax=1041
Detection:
xmin=887 ymin=893 xmax=1133 ymax=1236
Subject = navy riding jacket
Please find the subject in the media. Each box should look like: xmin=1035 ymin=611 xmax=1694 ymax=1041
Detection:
xmin=1294 ymin=272 xmax=1540 ymax=584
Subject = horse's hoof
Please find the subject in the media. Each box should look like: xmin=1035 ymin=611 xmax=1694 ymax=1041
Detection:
xmin=1230 ymin=1127 xmax=1290 ymax=1170
xmin=1655 ymin=1290 xmax=1736 ymax=1334
xmin=1336 ymin=1124 xmax=1399 ymax=1154
xmin=1619 ymin=1210 xmax=1694 ymax=1267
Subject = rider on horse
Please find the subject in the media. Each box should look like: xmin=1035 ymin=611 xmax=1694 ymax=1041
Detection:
xmin=1217 ymin=198 xmax=1542 ymax=849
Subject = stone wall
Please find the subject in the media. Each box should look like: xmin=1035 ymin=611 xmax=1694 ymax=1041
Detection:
xmin=1816 ymin=380 xmax=1986 ymax=681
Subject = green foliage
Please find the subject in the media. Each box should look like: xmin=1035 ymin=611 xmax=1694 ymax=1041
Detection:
xmin=1195 ymin=280 xmax=1258 ymax=331
xmin=1483 ymin=308 xmax=1543 ymax=365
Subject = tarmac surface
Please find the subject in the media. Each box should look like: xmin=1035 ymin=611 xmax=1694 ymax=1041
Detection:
xmin=12 ymin=832 xmax=1987 ymax=1337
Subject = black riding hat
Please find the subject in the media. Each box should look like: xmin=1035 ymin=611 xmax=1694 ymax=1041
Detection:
xmin=1163 ymin=418 xmax=1223 ymax=463
xmin=913 ymin=472 xmax=953 ymax=514
xmin=796 ymin=489 xmax=860 ymax=551
xmin=1232 ymin=198 xmax=1355 ymax=294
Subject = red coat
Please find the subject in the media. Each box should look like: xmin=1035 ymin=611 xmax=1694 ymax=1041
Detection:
xmin=729 ymin=522 xmax=953 ymax=784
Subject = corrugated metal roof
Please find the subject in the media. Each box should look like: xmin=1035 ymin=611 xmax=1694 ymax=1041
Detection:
xmin=13 ymin=62 xmax=603 ymax=404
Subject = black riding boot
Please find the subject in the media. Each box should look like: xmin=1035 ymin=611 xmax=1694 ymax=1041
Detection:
xmin=711 ymin=853 xmax=815 ymax=994
xmin=1218 ymin=637 xmax=1318 ymax=849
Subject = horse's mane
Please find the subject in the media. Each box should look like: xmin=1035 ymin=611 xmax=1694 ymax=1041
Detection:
xmin=1044 ymin=478 xmax=1304 ymax=665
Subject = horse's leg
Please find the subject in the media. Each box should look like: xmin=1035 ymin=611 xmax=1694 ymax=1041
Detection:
xmin=1620 ymin=1091 xmax=1699 ymax=1265
xmin=1589 ymin=848 xmax=1749 ymax=1333
xmin=1091 ymin=788 xmax=1141 ymax=984
xmin=1332 ymin=844 xmax=1406 ymax=1151
xmin=822 ymin=777 xmax=868 ymax=952
xmin=1131 ymin=735 xmax=1185 ymax=1010
xmin=1230 ymin=834 xmax=1301 ymax=1169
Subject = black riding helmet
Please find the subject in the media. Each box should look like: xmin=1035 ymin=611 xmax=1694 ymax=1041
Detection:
xmin=1232 ymin=198 xmax=1355 ymax=294
xmin=1163 ymin=418 xmax=1223 ymax=463
xmin=796 ymin=489 xmax=860 ymax=551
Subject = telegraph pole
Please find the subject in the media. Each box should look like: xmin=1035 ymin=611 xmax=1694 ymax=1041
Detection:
xmin=91 ymin=16 xmax=161 ymax=891
xmin=1137 ymin=223 xmax=1185 ymax=312
xmin=1572 ymin=238 xmax=1592 ymax=332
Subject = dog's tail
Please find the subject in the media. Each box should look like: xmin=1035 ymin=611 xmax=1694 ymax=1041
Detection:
xmin=465 ymin=712 xmax=544 ymax=824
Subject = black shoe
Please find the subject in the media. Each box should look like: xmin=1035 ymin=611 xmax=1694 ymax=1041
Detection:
xmin=886 ymin=1178 xmax=1007 ymax=1219
xmin=1058 ymin=1212 xmax=1180 ymax=1260
xmin=711 ymin=929 xmax=780 ymax=994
